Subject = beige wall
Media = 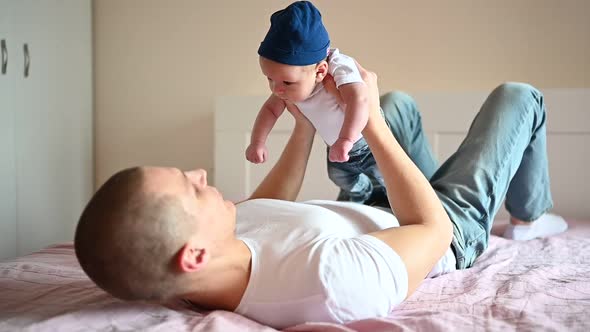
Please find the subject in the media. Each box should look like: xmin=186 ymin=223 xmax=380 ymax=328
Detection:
xmin=94 ymin=0 xmax=590 ymax=187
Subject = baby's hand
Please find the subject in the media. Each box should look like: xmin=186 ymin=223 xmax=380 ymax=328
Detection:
xmin=246 ymin=143 xmax=268 ymax=164
xmin=329 ymin=138 xmax=354 ymax=163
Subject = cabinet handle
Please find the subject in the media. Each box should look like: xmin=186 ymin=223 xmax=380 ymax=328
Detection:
xmin=23 ymin=43 xmax=30 ymax=78
xmin=1 ymin=39 xmax=6 ymax=75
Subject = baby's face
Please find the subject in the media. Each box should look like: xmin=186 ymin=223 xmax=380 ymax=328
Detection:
xmin=259 ymin=57 xmax=323 ymax=103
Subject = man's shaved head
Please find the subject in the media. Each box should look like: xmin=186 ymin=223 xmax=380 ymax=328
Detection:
xmin=75 ymin=167 xmax=195 ymax=301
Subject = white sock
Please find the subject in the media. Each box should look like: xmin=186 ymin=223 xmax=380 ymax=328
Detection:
xmin=503 ymin=213 xmax=568 ymax=241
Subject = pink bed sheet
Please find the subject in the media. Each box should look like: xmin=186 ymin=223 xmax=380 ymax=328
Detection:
xmin=1 ymin=220 xmax=589 ymax=332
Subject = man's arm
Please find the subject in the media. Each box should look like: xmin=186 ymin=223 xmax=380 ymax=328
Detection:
xmin=248 ymin=102 xmax=316 ymax=201
xmin=358 ymin=65 xmax=454 ymax=297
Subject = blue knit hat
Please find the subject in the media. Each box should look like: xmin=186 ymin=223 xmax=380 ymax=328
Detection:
xmin=258 ymin=1 xmax=330 ymax=66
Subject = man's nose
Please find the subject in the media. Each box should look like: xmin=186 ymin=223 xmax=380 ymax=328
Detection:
xmin=197 ymin=170 xmax=207 ymax=187
xmin=187 ymin=169 xmax=207 ymax=187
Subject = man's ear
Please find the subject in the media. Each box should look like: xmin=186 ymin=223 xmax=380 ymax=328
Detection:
xmin=315 ymin=61 xmax=329 ymax=82
xmin=177 ymin=243 xmax=209 ymax=273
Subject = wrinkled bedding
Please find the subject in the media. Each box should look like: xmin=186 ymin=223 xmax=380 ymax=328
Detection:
xmin=1 ymin=220 xmax=589 ymax=332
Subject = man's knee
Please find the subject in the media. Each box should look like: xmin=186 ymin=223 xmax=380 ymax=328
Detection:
xmin=380 ymin=91 xmax=417 ymax=114
xmin=380 ymin=91 xmax=422 ymax=132
xmin=493 ymin=82 xmax=543 ymax=106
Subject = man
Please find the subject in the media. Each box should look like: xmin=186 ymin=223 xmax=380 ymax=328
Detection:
xmin=75 ymin=63 xmax=566 ymax=328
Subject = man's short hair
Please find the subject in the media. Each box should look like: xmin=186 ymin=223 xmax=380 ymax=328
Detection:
xmin=75 ymin=167 xmax=193 ymax=301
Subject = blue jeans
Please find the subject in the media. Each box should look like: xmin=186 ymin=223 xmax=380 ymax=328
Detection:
xmin=430 ymin=83 xmax=553 ymax=269
xmin=336 ymin=83 xmax=553 ymax=269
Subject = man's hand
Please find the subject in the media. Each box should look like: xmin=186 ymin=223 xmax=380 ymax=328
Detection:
xmin=246 ymin=143 xmax=268 ymax=164
xmin=324 ymin=62 xmax=379 ymax=123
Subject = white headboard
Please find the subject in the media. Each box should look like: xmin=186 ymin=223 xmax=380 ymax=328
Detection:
xmin=215 ymin=88 xmax=590 ymax=220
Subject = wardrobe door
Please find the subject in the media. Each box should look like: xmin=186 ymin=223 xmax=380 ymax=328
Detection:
xmin=0 ymin=0 xmax=18 ymax=261
xmin=13 ymin=0 xmax=92 ymax=255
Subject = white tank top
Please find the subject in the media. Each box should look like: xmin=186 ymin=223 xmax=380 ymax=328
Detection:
xmin=234 ymin=199 xmax=456 ymax=328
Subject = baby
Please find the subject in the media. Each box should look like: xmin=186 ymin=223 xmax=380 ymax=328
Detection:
xmin=247 ymin=1 xmax=382 ymax=204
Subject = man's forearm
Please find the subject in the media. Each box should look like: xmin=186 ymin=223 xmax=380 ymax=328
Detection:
xmin=249 ymin=115 xmax=315 ymax=201
xmin=363 ymin=116 xmax=448 ymax=228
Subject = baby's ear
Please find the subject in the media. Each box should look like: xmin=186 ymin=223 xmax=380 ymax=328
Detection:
xmin=177 ymin=244 xmax=209 ymax=273
xmin=315 ymin=61 xmax=329 ymax=82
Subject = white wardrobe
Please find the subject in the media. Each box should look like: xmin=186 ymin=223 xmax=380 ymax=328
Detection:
xmin=0 ymin=0 xmax=92 ymax=261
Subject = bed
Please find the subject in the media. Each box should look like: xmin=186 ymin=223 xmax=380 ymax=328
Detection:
xmin=1 ymin=220 xmax=589 ymax=331
xmin=2 ymin=88 xmax=589 ymax=331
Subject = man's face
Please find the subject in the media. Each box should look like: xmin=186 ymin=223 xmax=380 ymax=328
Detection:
xmin=142 ymin=167 xmax=237 ymax=243
xmin=259 ymin=56 xmax=320 ymax=103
